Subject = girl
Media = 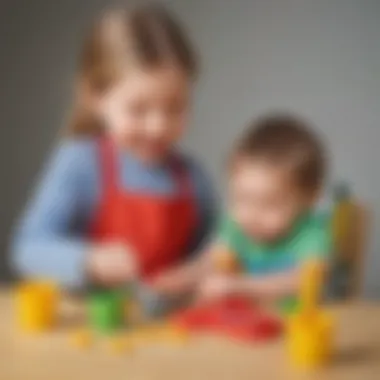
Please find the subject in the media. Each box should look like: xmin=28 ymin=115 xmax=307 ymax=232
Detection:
xmin=12 ymin=5 xmax=215 ymax=304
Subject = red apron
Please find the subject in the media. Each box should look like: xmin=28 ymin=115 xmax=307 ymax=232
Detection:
xmin=90 ymin=139 xmax=198 ymax=278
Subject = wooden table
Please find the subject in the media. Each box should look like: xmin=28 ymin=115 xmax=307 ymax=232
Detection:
xmin=1 ymin=292 xmax=379 ymax=380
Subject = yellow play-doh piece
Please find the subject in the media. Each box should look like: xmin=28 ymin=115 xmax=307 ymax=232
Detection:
xmin=108 ymin=336 xmax=132 ymax=354
xmin=70 ymin=329 xmax=93 ymax=349
xmin=214 ymin=249 xmax=239 ymax=273
xmin=161 ymin=326 xmax=189 ymax=345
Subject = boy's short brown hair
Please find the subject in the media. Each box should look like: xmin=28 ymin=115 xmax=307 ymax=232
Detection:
xmin=232 ymin=112 xmax=326 ymax=194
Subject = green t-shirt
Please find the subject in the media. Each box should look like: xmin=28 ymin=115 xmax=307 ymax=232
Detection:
xmin=218 ymin=211 xmax=331 ymax=314
xmin=219 ymin=211 xmax=331 ymax=275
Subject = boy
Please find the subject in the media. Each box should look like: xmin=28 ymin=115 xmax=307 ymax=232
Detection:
xmin=200 ymin=113 xmax=331 ymax=307
xmin=155 ymin=112 xmax=330 ymax=311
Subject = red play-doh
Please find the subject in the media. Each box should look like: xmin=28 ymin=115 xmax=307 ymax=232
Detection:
xmin=172 ymin=298 xmax=282 ymax=343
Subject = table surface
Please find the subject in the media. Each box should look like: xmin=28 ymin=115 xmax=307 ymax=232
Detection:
xmin=1 ymin=292 xmax=380 ymax=380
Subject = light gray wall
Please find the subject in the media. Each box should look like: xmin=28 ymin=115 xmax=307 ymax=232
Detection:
xmin=1 ymin=0 xmax=380 ymax=297
xmin=178 ymin=0 xmax=380 ymax=297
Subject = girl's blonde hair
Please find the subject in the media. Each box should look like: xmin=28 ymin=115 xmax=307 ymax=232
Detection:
xmin=68 ymin=4 xmax=198 ymax=136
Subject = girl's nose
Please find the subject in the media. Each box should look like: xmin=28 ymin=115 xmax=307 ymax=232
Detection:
xmin=146 ymin=113 xmax=168 ymax=137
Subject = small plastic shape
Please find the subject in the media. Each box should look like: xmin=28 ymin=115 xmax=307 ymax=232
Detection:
xmin=88 ymin=288 xmax=125 ymax=333
xmin=108 ymin=335 xmax=131 ymax=354
xmin=286 ymin=260 xmax=335 ymax=369
xmin=157 ymin=324 xmax=189 ymax=345
xmin=214 ymin=249 xmax=239 ymax=273
xmin=300 ymin=260 xmax=324 ymax=317
xmin=70 ymin=329 xmax=93 ymax=349
xmin=15 ymin=281 xmax=59 ymax=333
xmin=286 ymin=312 xmax=333 ymax=369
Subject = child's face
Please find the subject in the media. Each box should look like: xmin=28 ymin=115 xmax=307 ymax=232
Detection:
xmin=229 ymin=158 xmax=311 ymax=242
xmin=99 ymin=66 xmax=190 ymax=163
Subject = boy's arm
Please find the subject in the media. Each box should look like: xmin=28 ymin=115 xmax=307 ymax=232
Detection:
xmin=229 ymin=216 xmax=332 ymax=300
xmin=230 ymin=260 xmax=327 ymax=300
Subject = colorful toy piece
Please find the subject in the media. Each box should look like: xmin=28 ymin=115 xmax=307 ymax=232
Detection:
xmin=173 ymin=297 xmax=281 ymax=343
xmin=88 ymin=288 xmax=125 ymax=333
xmin=286 ymin=260 xmax=335 ymax=369
xmin=108 ymin=335 xmax=132 ymax=354
xmin=213 ymin=248 xmax=239 ymax=273
xmin=127 ymin=322 xmax=189 ymax=347
xmin=287 ymin=311 xmax=333 ymax=369
xmin=154 ymin=324 xmax=189 ymax=345
xmin=70 ymin=329 xmax=93 ymax=349
xmin=299 ymin=260 xmax=324 ymax=317
xmin=14 ymin=281 xmax=59 ymax=333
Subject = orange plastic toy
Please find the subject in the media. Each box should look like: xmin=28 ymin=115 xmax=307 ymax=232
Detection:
xmin=213 ymin=248 xmax=239 ymax=273
xmin=14 ymin=281 xmax=59 ymax=333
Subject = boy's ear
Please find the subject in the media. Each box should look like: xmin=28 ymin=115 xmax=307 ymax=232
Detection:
xmin=306 ymin=189 xmax=321 ymax=207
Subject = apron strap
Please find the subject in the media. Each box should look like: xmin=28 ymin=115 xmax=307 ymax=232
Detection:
xmin=98 ymin=138 xmax=119 ymax=195
xmin=99 ymin=139 xmax=192 ymax=198
xmin=171 ymin=157 xmax=193 ymax=198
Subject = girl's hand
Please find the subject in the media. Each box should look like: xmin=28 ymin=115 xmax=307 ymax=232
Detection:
xmin=87 ymin=242 xmax=138 ymax=286
xmin=151 ymin=265 xmax=198 ymax=296
xmin=198 ymin=274 xmax=238 ymax=301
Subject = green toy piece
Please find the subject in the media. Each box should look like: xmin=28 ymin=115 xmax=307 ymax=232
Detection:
xmin=278 ymin=296 xmax=300 ymax=315
xmin=88 ymin=288 xmax=125 ymax=333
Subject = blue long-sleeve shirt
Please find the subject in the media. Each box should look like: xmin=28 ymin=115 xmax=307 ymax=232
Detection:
xmin=11 ymin=138 xmax=216 ymax=288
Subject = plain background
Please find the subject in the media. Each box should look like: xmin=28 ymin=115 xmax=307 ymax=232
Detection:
xmin=1 ymin=0 xmax=379 ymax=297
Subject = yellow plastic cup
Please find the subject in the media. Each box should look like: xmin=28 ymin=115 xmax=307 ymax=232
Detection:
xmin=15 ymin=281 xmax=59 ymax=333
xmin=286 ymin=312 xmax=334 ymax=369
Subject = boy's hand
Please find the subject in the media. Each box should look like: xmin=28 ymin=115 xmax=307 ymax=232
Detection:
xmin=198 ymin=274 xmax=238 ymax=300
xmin=87 ymin=242 xmax=138 ymax=285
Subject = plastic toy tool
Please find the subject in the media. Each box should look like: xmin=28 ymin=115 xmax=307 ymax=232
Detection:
xmin=286 ymin=260 xmax=334 ymax=369
xmin=172 ymin=297 xmax=281 ymax=343
xmin=15 ymin=281 xmax=59 ymax=333
xmin=88 ymin=288 xmax=126 ymax=333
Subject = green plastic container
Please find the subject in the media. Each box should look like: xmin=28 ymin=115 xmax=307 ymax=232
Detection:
xmin=88 ymin=289 xmax=125 ymax=333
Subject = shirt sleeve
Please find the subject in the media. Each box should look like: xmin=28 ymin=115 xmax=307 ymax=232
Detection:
xmin=10 ymin=140 xmax=97 ymax=288
xmin=216 ymin=214 xmax=239 ymax=250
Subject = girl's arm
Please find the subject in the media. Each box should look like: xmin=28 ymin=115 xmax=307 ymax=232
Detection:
xmin=151 ymin=159 xmax=218 ymax=295
xmin=11 ymin=141 xmax=95 ymax=288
